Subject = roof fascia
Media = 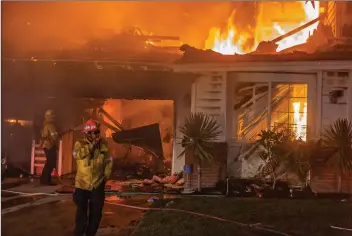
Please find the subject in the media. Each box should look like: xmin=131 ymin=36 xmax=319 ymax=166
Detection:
xmin=172 ymin=60 xmax=352 ymax=73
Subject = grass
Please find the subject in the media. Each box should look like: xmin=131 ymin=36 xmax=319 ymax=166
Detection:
xmin=133 ymin=197 xmax=352 ymax=236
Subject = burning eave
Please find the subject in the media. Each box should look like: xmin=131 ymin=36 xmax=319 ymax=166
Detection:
xmin=176 ymin=43 xmax=352 ymax=64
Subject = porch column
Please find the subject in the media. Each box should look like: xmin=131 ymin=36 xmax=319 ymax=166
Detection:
xmin=172 ymin=92 xmax=191 ymax=173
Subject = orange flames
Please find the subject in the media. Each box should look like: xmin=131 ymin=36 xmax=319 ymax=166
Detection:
xmin=102 ymin=99 xmax=123 ymax=138
xmin=292 ymin=102 xmax=307 ymax=141
xmin=205 ymin=1 xmax=320 ymax=55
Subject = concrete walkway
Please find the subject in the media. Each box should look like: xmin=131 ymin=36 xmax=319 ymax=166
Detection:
xmin=5 ymin=181 xmax=63 ymax=194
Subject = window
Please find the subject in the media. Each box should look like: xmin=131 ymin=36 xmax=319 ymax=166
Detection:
xmin=234 ymin=82 xmax=269 ymax=141
xmin=233 ymin=82 xmax=308 ymax=141
xmin=270 ymin=83 xmax=308 ymax=141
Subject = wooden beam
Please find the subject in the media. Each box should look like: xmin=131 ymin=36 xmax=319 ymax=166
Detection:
xmin=272 ymin=14 xmax=326 ymax=44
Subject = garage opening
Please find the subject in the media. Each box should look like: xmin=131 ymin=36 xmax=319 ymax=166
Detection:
xmin=101 ymin=99 xmax=174 ymax=178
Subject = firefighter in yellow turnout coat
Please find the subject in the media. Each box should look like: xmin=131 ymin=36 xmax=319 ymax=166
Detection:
xmin=73 ymin=119 xmax=112 ymax=236
xmin=40 ymin=110 xmax=59 ymax=185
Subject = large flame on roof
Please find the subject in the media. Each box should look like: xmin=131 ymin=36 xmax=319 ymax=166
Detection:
xmin=205 ymin=1 xmax=320 ymax=55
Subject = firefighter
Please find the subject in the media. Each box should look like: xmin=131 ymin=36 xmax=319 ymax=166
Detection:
xmin=73 ymin=119 xmax=112 ymax=236
xmin=40 ymin=109 xmax=59 ymax=186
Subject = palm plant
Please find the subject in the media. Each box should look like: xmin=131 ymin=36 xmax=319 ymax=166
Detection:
xmin=178 ymin=112 xmax=221 ymax=191
xmin=322 ymin=118 xmax=352 ymax=192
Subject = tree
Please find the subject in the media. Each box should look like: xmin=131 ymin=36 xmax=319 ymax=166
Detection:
xmin=178 ymin=112 xmax=221 ymax=192
xmin=322 ymin=118 xmax=352 ymax=192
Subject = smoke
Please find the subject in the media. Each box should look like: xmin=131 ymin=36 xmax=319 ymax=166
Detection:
xmin=2 ymin=2 xmax=233 ymax=54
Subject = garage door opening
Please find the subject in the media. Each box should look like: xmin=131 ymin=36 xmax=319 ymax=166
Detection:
xmin=102 ymin=99 xmax=174 ymax=178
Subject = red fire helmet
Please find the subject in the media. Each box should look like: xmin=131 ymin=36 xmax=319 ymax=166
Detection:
xmin=82 ymin=119 xmax=100 ymax=133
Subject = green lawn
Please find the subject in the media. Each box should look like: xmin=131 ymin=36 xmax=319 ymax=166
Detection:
xmin=133 ymin=197 xmax=352 ymax=236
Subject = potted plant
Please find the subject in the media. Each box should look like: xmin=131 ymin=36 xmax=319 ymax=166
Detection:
xmin=178 ymin=112 xmax=221 ymax=192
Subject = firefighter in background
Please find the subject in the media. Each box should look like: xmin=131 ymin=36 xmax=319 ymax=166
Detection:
xmin=73 ymin=119 xmax=112 ymax=236
xmin=40 ymin=110 xmax=59 ymax=186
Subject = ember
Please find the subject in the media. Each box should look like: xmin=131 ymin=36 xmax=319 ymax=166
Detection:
xmin=205 ymin=1 xmax=320 ymax=55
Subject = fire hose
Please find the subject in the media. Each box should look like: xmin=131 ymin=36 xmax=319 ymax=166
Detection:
xmin=1 ymin=188 xmax=292 ymax=236
xmin=2 ymin=173 xmax=292 ymax=236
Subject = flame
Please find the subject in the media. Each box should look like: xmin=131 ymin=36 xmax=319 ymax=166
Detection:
xmin=205 ymin=11 xmax=255 ymax=55
xmin=4 ymin=119 xmax=32 ymax=126
xmin=205 ymin=1 xmax=320 ymax=54
xmin=102 ymin=99 xmax=123 ymax=138
xmin=274 ymin=2 xmax=320 ymax=52
xmin=292 ymin=102 xmax=307 ymax=141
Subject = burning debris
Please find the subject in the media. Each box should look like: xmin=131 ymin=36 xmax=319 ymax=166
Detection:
xmin=205 ymin=1 xmax=321 ymax=55
xmin=98 ymin=100 xmax=174 ymax=178
xmin=84 ymin=26 xmax=182 ymax=58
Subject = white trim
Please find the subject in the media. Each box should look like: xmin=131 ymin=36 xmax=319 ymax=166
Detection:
xmin=267 ymin=81 xmax=272 ymax=130
xmin=307 ymin=76 xmax=317 ymax=140
xmin=316 ymin=71 xmax=323 ymax=137
xmin=34 ymin=150 xmax=45 ymax=155
xmin=348 ymin=70 xmax=352 ymax=121
xmin=34 ymin=164 xmax=45 ymax=167
xmin=173 ymin=61 xmax=352 ymax=73
xmin=252 ymin=85 xmax=256 ymax=104
xmin=221 ymin=71 xmax=228 ymax=140
xmin=191 ymin=82 xmax=196 ymax=113
xmin=172 ymin=99 xmax=177 ymax=175
xmin=235 ymin=72 xmax=317 ymax=83
xmin=226 ymin=73 xmax=234 ymax=142
xmin=57 ymin=140 xmax=63 ymax=177
xmin=30 ymin=140 xmax=35 ymax=175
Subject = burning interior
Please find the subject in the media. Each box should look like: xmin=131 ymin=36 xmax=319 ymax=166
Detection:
xmin=235 ymin=82 xmax=308 ymax=141
xmin=101 ymin=99 xmax=174 ymax=177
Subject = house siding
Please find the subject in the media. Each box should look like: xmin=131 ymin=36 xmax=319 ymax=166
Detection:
xmin=191 ymin=72 xmax=227 ymax=142
xmin=177 ymin=62 xmax=352 ymax=193
xmin=311 ymin=70 xmax=352 ymax=194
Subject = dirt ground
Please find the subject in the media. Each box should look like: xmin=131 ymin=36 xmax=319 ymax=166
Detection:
xmin=1 ymin=196 xmax=145 ymax=236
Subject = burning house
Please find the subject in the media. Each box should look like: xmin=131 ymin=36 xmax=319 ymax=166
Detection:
xmin=172 ymin=1 xmax=352 ymax=192
xmin=2 ymin=1 xmax=352 ymax=192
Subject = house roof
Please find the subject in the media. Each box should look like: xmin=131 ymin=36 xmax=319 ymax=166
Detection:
xmin=175 ymin=44 xmax=352 ymax=64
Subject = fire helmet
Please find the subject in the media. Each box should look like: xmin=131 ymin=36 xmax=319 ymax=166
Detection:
xmin=44 ymin=110 xmax=55 ymax=119
xmin=82 ymin=119 xmax=100 ymax=133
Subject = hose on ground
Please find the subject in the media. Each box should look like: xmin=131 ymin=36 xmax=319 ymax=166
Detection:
xmin=2 ymin=171 xmax=293 ymax=235
xmin=2 ymin=188 xmax=292 ymax=236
